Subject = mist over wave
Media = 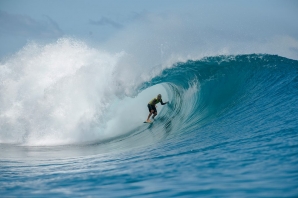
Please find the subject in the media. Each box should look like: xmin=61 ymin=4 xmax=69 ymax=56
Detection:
xmin=0 ymin=38 xmax=142 ymax=145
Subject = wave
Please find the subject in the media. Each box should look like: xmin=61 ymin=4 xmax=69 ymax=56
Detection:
xmin=1 ymin=38 xmax=298 ymax=150
xmin=102 ymin=53 xmax=298 ymax=151
xmin=140 ymin=54 xmax=298 ymax=139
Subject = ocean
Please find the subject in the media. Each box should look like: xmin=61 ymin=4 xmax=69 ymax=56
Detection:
xmin=0 ymin=39 xmax=298 ymax=197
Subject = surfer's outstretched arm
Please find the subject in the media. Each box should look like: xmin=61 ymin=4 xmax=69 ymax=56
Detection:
xmin=160 ymin=99 xmax=168 ymax=105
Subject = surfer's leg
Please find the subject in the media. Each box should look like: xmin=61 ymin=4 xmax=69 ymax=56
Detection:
xmin=151 ymin=105 xmax=157 ymax=119
xmin=147 ymin=113 xmax=152 ymax=121
xmin=147 ymin=104 xmax=156 ymax=122
xmin=147 ymin=104 xmax=152 ymax=122
xmin=147 ymin=110 xmax=154 ymax=122
xmin=152 ymin=112 xmax=157 ymax=119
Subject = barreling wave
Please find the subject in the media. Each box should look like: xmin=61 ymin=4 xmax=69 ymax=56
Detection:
xmin=135 ymin=54 xmax=298 ymax=141
xmin=98 ymin=54 xmax=298 ymax=151
xmin=1 ymin=46 xmax=298 ymax=150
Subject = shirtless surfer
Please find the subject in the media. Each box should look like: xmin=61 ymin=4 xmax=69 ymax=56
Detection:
xmin=146 ymin=94 xmax=168 ymax=123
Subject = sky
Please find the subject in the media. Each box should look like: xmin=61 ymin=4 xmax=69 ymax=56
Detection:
xmin=0 ymin=0 xmax=298 ymax=60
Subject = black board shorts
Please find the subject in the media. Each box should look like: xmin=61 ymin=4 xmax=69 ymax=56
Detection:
xmin=147 ymin=104 xmax=157 ymax=113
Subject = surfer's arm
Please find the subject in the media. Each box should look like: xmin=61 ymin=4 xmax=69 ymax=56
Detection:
xmin=160 ymin=99 xmax=168 ymax=105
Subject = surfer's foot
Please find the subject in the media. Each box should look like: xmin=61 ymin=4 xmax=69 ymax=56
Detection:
xmin=146 ymin=119 xmax=151 ymax=122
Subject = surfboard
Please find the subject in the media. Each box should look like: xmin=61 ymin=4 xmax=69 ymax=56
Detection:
xmin=143 ymin=121 xmax=153 ymax=124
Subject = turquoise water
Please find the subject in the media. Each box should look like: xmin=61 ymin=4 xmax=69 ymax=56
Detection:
xmin=1 ymin=54 xmax=298 ymax=197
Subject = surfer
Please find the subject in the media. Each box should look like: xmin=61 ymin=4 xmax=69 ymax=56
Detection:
xmin=146 ymin=94 xmax=168 ymax=123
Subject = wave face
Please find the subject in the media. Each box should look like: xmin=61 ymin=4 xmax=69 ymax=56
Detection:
xmin=142 ymin=54 xmax=298 ymax=141
xmin=1 ymin=49 xmax=298 ymax=197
